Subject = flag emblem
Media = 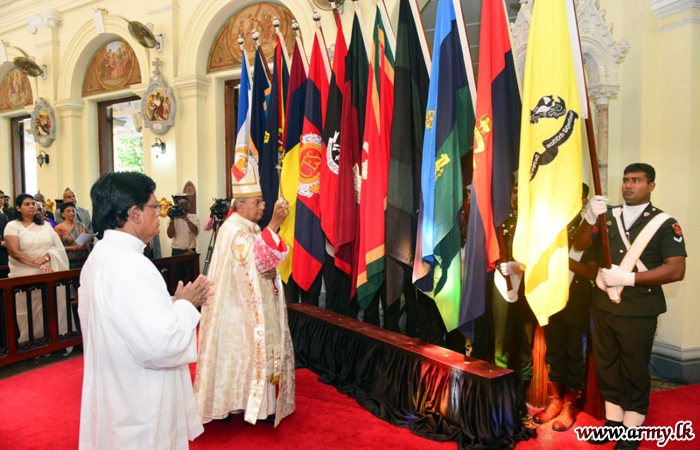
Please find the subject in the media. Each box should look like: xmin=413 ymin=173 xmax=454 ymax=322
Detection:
xmin=474 ymin=113 xmax=493 ymax=155
xmin=435 ymin=153 xmax=451 ymax=180
xmin=528 ymin=95 xmax=580 ymax=181
xmin=425 ymin=110 xmax=435 ymax=129
xmin=326 ymin=130 xmax=340 ymax=174
xmin=298 ymin=132 xmax=322 ymax=198
xmin=232 ymin=148 xmax=249 ymax=181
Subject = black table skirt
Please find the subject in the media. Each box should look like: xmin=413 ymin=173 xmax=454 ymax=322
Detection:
xmin=288 ymin=304 xmax=535 ymax=450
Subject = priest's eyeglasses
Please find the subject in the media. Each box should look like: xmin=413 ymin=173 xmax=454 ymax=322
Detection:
xmin=143 ymin=203 xmax=162 ymax=212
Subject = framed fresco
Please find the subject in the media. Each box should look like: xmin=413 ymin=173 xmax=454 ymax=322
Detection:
xmin=31 ymin=98 xmax=56 ymax=147
xmin=83 ymin=38 xmax=142 ymax=97
xmin=141 ymin=58 xmax=176 ymax=135
xmin=0 ymin=68 xmax=33 ymax=112
xmin=207 ymin=2 xmax=297 ymax=73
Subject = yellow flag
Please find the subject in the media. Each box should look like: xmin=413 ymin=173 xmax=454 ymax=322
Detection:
xmin=513 ymin=0 xmax=585 ymax=325
xmin=278 ymin=141 xmax=301 ymax=283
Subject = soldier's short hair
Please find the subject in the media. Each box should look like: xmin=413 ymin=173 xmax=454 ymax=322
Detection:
xmin=624 ymin=163 xmax=656 ymax=183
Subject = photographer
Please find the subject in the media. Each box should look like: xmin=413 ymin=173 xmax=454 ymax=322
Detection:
xmin=167 ymin=194 xmax=200 ymax=256
xmin=204 ymin=198 xmax=231 ymax=231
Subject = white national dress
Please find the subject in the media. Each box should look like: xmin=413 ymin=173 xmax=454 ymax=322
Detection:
xmin=194 ymin=212 xmax=295 ymax=427
xmin=78 ymin=230 xmax=204 ymax=450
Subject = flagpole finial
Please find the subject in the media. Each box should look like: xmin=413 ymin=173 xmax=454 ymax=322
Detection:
xmin=351 ymin=0 xmax=360 ymax=10
xmin=330 ymin=1 xmax=338 ymax=10
xmin=273 ymin=17 xmax=281 ymax=34
xmin=313 ymin=11 xmax=321 ymax=26
xmin=252 ymin=29 xmax=260 ymax=47
xmin=237 ymin=35 xmax=245 ymax=50
xmin=291 ymin=20 xmax=300 ymax=37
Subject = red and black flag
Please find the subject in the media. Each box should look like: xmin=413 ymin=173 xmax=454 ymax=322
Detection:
xmin=292 ymin=25 xmax=331 ymax=291
xmin=385 ymin=0 xmax=431 ymax=308
xmin=320 ymin=13 xmax=348 ymax=249
xmin=334 ymin=8 xmax=369 ymax=286
xmin=459 ymin=0 xmax=521 ymax=335
xmin=278 ymin=37 xmax=308 ymax=283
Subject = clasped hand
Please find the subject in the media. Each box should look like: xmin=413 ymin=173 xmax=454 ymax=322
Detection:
xmin=30 ymin=256 xmax=53 ymax=273
xmin=174 ymin=275 xmax=215 ymax=308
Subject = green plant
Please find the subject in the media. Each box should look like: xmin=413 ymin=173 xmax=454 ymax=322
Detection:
xmin=115 ymin=136 xmax=144 ymax=172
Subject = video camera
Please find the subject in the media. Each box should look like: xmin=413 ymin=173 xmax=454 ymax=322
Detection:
xmin=210 ymin=198 xmax=231 ymax=221
xmin=169 ymin=194 xmax=189 ymax=219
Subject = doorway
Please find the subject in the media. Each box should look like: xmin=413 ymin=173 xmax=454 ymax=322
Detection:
xmin=9 ymin=114 xmax=36 ymax=196
xmin=97 ymin=95 xmax=143 ymax=175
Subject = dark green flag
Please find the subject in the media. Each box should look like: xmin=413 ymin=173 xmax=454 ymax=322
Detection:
xmin=385 ymin=0 xmax=431 ymax=307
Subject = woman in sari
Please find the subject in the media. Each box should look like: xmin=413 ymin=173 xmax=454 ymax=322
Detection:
xmin=4 ymin=194 xmax=70 ymax=343
xmin=54 ymin=202 xmax=89 ymax=269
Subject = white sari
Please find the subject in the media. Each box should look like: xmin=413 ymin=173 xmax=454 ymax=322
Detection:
xmin=5 ymin=221 xmax=70 ymax=343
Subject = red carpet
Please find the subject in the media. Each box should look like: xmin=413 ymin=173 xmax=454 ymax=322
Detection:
xmin=0 ymin=358 xmax=455 ymax=450
xmin=0 ymin=357 xmax=698 ymax=449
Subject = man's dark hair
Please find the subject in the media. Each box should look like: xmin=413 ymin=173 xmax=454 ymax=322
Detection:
xmin=624 ymin=163 xmax=656 ymax=183
xmin=582 ymin=183 xmax=590 ymax=198
xmin=91 ymin=172 xmax=156 ymax=238
xmin=59 ymin=201 xmax=76 ymax=215
xmin=14 ymin=193 xmax=43 ymax=225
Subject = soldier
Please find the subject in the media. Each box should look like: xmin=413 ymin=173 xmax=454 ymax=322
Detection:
xmin=574 ymin=163 xmax=686 ymax=450
xmin=533 ymin=183 xmax=599 ymax=431
xmin=496 ymin=183 xmax=537 ymax=423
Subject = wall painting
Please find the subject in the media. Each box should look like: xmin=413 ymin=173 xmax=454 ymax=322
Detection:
xmin=208 ymin=2 xmax=297 ymax=73
xmin=83 ymin=38 xmax=141 ymax=97
xmin=0 ymin=68 xmax=33 ymax=112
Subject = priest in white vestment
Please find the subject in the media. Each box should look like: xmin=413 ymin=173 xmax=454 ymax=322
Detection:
xmin=78 ymin=172 xmax=214 ymax=450
xmin=194 ymin=163 xmax=295 ymax=427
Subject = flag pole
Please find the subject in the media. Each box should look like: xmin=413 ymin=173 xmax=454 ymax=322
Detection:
xmin=252 ymin=29 xmax=272 ymax=82
xmin=313 ymin=10 xmax=332 ymax=84
xmin=330 ymin=1 xmax=341 ymax=27
xmin=273 ymin=16 xmax=291 ymax=72
xmin=569 ymin=0 xmax=612 ymax=270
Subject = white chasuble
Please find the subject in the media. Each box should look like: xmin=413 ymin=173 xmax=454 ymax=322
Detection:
xmin=78 ymin=230 xmax=204 ymax=450
xmin=194 ymin=212 xmax=295 ymax=427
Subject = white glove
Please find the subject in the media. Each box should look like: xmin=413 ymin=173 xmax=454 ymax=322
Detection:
xmin=500 ymin=261 xmax=524 ymax=276
xmin=600 ymin=264 xmax=635 ymax=287
xmin=585 ymin=195 xmax=609 ymax=225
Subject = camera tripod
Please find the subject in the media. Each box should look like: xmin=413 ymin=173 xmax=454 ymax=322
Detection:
xmin=202 ymin=217 xmax=224 ymax=276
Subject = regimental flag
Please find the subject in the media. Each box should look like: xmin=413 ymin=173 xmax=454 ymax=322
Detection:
xmin=292 ymin=26 xmax=331 ymax=291
xmin=260 ymin=36 xmax=290 ymax=228
xmin=513 ymin=0 xmax=586 ymax=325
xmin=386 ymin=0 xmax=431 ymax=307
xmin=356 ymin=4 xmax=396 ymax=309
xmin=249 ymin=48 xmax=270 ymax=164
xmin=232 ymin=49 xmax=253 ymax=183
xmin=459 ymin=0 xmax=522 ymax=335
xmin=278 ymin=39 xmax=308 ymax=283
xmin=320 ymin=13 xmax=348 ymax=248
xmin=415 ymin=0 xmax=476 ymax=331
xmin=335 ymin=9 xmax=369 ymax=284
